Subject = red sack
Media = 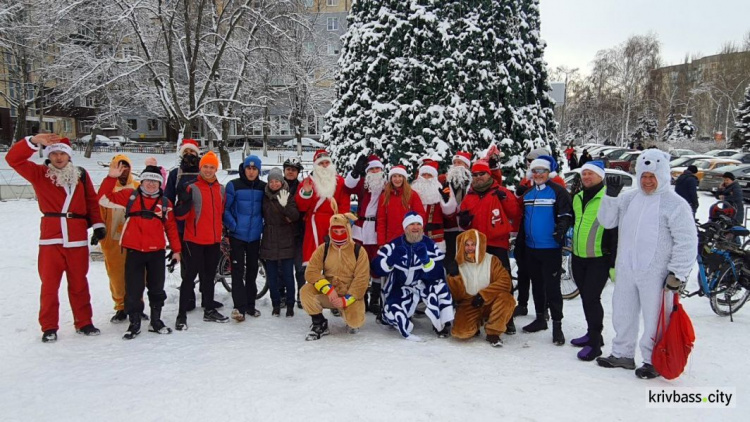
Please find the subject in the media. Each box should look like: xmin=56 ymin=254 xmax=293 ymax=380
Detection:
xmin=652 ymin=292 xmax=695 ymax=380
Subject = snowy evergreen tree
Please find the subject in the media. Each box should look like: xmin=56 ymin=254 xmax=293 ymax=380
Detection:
xmin=677 ymin=115 xmax=696 ymax=141
xmin=324 ymin=0 xmax=557 ymax=183
xmin=630 ymin=115 xmax=658 ymax=144
xmin=735 ymin=84 xmax=750 ymax=148
xmin=662 ymin=108 xmax=677 ymax=142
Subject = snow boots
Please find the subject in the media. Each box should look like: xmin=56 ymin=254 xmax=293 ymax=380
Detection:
xmin=635 ymin=363 xmax=660 ymax=379
xmin=203 ymin=308 xmax=229 ymax=323
xmin=175 ymin=314 xmax=188 ymax=331
xmin=272 ymin=306 xmax=281 ymax=317
xmin=41 ymin=330 xmax=57 ymax=343
xmin=148 ymin=307 xmax=172 ymax=335
xmin=286 ymin=305 xmax=294 ymax=318
xmin=110 ymin=310 xmax=127 ymax=323
xmin=552 ymin=321 xmax=565 ymax=346
xmin=76 ymin=324 xmax=101 ymax=336
xmin=123 ymin=314 xmax=141 ymax=340
xmin=231 ymin=309 xmax=245 ymax=322
xmin=506 ymin=317 xmax=516 ymax=335
xmin=368 ymin=282 xmax=382 ymax=314
xmin=513 ymin=305 xmax=528 ymax=317
xmin=434 ymin=322 xmax=452 ymax=338
xmin=573 ymin=333 xmax=603 ymax=361
xmin=305 ymin=314 xmax=330 ymax=341
xmin=486 ymin=334 xmax=504 ymax=347
xmin=522 ymin=315 xmax=548 ymax=333
xmin=596 ymin=355 xmax=636 ymax=370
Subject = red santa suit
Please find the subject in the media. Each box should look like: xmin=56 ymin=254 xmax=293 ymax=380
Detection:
xmin=343 ymin=155 xmax=384 ymax=260
xmin=411 ymin=160 xmax=456 ymax=251
xmin=5 ymin=137 xmax=104 ymax=332
xmin=296 ymin=150 xmax=351 ymax=265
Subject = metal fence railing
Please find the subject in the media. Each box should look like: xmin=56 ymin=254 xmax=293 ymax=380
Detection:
xmin=72 ymin=145 xmax=168 ymax=154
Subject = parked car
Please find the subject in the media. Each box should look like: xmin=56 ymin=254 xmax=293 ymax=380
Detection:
xmin=704 ymin=149 xmax=739 ymax=157
xmin=668 ymin=149 xmax=698 ymax=160
xmin=699 ymin=164 xmax=750 ymax=193
xmin=607 ymin=151 xmax=641 ymax=173
xmin=563 ymin=168 xmax=635 ymax=195
xmin=729 ymin=152 xmax=750 ymax=164
xmin=669 ymin=154 xmax=713 ymax=168
xmin=671 ymin=158 xmax=741 ymax=182
xmin=736 ymin=174 xmax=750 ymax=203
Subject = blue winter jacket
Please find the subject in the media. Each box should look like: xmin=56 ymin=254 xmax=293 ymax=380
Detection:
xmin=522 ymin=181 xmax=573 ymax=249
xmin=224 ymin=158 xmax=266 ymax=243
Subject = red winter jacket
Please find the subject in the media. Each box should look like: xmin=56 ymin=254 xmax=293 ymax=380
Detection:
xmin=459 ymin=182 xmax=521 ymax=249
xmin=376 ymin=187 xmax=426 ymax=246
xmin=97 ymin=177 xmax=181 ymax=253
xmin=176 ymin=175 xmax=225 ymax=245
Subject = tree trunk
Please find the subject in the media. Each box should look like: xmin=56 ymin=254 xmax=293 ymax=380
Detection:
xmin=262 ymin=105 xmax=269 ymax=158
xmin=219 ymin=117 xmax=231 ymax=169
xmin=13 ymin=105 xmax=28 ymax=143
xmin=84 ymin=127 xmax=100 ymax=159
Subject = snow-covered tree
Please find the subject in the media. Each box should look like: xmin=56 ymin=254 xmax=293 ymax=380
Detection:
xmin=735 ymin=84 xmax=750 ymax=148
xmin=630 ymin=114 xmax=658 ymax=143
xmin=677 ymin=114 xmax=696 ymax=140
xmin=662 ymin=108 xmax=677 ymax=142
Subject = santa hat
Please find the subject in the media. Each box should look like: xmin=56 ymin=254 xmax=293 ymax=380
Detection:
xmin=389 ymin=165 xmax=408 ymax=179
xmin=314 ymin=149 xmax=331 ymax=165
xmin=43 ymin=138 xmax=73 ymax=159
xmin=179 ymin=139 xmax=200 ymax=156
xmin=471 ymin=161 xmax=491 ymax=174
xmin=402 ymin=211 xmax=424 ymax=229
xmin=140 ymin=165 xmax=164 ymax=185
xmin=581 ymin=161 xmax=606 ymax=180
xmin=419 ymin=159 xmax=439 ymax=178
xmin=529 ymin=158 xmax=551 ymax=171
xmin=453 ymin=151 xmax=472 ymax=167
xmin=366 ymin=154 xmax=384 ymax=172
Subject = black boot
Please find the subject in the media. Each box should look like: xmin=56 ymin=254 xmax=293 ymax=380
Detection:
xmin=305 ymin=314 xmax=330 ymax=341
xmin=522 ymin=315 xmax=548 ymax=333
xmin=148 ymin=307 xmax=172 ymax=334
xmin=175 ymin=314 xmax=188 ymax=331
xmin=123 ymin=314 xmax=141 ymax=340
xmin=505 ymin=317 xmax=516 ymax=335
xmin=513 ymin=305 xmax=528 ymax=317
xmin=434 ymin=322 xmax=451 ymax=338
xmin=368 ymin=283 xmax=382 ymax=314
xmin=552 ymin=321 xmax=565 ymax=345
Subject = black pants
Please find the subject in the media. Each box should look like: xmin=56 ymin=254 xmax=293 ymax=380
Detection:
xmin=571 ymin=255 xmax=610 ymax=340
xmin=444 ymin=231 xmax=459 ymax=266
xmin=229 ymin=237 xmax=260 ymax=314
xmin=178 ymin=237 xmax=196 ymax=305
xmin=293 ymin=236 xmax=305 ymax=290
xmin=527 ymin=247 xmax=563 ymax=321
xmin=514 ymin=240 xmax=530 ymax=305
xmin=179 ymin=242 xmax=220 ymax=315
xmin=486 ymin=246 xmax=511 ymax=272
xmin=125 ymin=249 xmax=167 ymax=316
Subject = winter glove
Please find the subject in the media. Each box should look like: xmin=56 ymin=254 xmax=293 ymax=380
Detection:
xmin=471 ymin=294 xmax=485 ymax=309
xmin=457 ymin=210 xmax=474 ymax=228
xmin=351 ymin=155 xmax=369 ymax=178
xmin=664 ymin=272 xmax=681 ymax=291
xmin=90 ymin=227 xmax=107 ymax=246
xmin=277 ymin=189 xmax=289 ymax=207
xmin=494 ymin=189 xmax=507 ymax=201
xmin=177 ymin=187 xmax=192 ymax=204
xmin=488 ymin=155 xmax=500 ymax=171
xmin=515 ymin=184 xmax=529 ymax=197
xmin=386 ymin=246 xmax=406 ymax=268
xmin=413 ymin=243 xmax=431 ymax=266
xmin=445 ymin=260 xmax=459 ymax=277
xmin=440 ymin=186 xmax=451 ymax=203
xmin=553 ymin=229 xmax=566 ymax=247
xmin=605 ymin=174 xmax=624 ymax=197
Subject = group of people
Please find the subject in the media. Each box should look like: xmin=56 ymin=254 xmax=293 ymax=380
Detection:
xmin=7 ymin=133 xmax=699 ymax=380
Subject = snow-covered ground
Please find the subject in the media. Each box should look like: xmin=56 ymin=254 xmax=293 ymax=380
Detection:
xmin=0 ymin=151 xmax=747 ymax=421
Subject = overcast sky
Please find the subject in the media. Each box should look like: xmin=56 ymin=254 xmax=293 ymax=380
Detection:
xmin=539 ymin=0 xmax=750 ymax=78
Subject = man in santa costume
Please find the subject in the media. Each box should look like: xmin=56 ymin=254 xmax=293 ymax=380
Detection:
xmin=411 ymin=158 xmax=457 ymax=252
xmin=344 ymin=154 xmax=386 ymax=313
xmin=443 ymin=151 xmax=473 ymax=266
xmin=296 ymin=149 xmax=351 ymax=265
xmin=5 ymin=134 xmax=105 ymax=342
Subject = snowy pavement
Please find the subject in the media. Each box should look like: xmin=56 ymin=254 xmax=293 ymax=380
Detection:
xmin=0 ymin=159 xmax=747 ymax=420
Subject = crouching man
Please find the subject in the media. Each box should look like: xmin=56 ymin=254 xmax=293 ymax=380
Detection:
xmin=372 ymin=212 xmax=454 ymax=341
xmin=446 ymin=229 xmax=515 ymax=347
xmin=302 ymin=213 xmax=370 ymax=341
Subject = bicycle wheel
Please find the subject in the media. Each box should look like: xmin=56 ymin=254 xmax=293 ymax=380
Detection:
xmin=709 ymin=258 xmax=750 ymax=316
xmin=214 ymin=254 xmax=233 ymax=293
xmin=256 ymin=259 xmax=269 ymax=299
xmin=560 ymin=251 xmax=580 ymax=300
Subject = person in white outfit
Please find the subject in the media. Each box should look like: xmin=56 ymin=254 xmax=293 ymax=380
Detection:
xmin=595 ymin=148 xmax=697 ymax=379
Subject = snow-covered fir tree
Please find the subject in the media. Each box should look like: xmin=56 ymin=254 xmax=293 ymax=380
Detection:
xmin=324 ymin=0 xmax=557 ymax=183
xmin=662 ymin=108 xmax=677 ymax=142
xmin=735 ymin=84 xmax=750 ymax=148
xmin=630 ymin=115 xmax=658 ymax=144
xmin=677 ymin=115 xmax=696 ymax=141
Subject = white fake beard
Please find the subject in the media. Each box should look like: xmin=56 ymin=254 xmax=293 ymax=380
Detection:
xmin=46 ymin=162 xmax=81 ymax=189
xmin=446 ymin=165 xmax=471 ymax=188
xmin=364 ymin=171 xmax=386 ymax=194
xmin=411 ymin=176 xmax=443 ymax=205
xmin=405 ymin=229 xmax=424 ymax=244
xmin=313 ymin=163 xmax=337 ymax=199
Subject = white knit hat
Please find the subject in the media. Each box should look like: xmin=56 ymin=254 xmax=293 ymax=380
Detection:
xmin=389 ymin=165 xmax=408 ymax=179
xmin=529 ymin=158 xmax=551 ymax=171
xmin=402 ymin=211 xmax=423 ymax=229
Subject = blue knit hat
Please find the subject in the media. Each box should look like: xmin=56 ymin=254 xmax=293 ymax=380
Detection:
xmin=243 ymin=155 xmax=262 ymax=171
xmin=581 ymin=160 xmax=605 ymax=179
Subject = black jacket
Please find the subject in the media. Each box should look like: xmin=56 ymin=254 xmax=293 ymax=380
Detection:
xmin=717 ymin=180 xmax=744 ymax=224
xmin=674 ymin=171 xmax=699 ymax=212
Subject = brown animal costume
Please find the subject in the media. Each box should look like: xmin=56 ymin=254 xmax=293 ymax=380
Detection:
xmin=302 ymin=213 xmax=370 ymax=330
xmin=447 ymin=229 xmax=515 ymax=339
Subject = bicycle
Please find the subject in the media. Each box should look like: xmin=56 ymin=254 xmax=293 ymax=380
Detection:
xmin=683 ymin=217 xmax=750 ymax=319
xmin=560 ymin=228 xmax=579 ymax=300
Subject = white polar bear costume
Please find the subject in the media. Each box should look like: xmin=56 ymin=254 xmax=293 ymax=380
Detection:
xmin=597 ymin=149 xmax=697 ymax=364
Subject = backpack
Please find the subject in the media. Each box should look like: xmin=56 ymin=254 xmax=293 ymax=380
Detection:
xmin=125 ymin=190 xmax=169 ymax=223
xmin=652 ymin=292 xmax=695 ymax=380
xmin=322 ymin=236 xmax=361 ymax=263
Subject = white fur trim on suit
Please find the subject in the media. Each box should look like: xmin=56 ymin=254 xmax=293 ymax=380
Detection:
xmin=44 ymin=143 xmax=73 ymax=159
xmin=419 ymin=165 xmax=438 ymax=178
xmin=453 ymin=154 xmax=471 ymax=167
xmin=529 ymin=158 xmax=551 ymax=171
xmin=581 ymin=163 xmax=605 ymax=179
xmin=389 ymin=167 xmax=408 ymax=179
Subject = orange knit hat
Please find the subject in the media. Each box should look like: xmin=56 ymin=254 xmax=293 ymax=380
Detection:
xmin=200 ymin=151 xmax=219 ymax=168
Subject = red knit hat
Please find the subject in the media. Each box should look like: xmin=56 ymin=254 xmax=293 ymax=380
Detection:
xmin=419 ymin=159 xmax=439 ymax=178
xmin=179 ymin=139 xmax=200 ymax=155
xmin=43 ymin=138 xmax=73 ymax=158
xmin=453 ymin=151 xmax=472 ymax=167
xmin=471 ymin=161 xmax=491 ymax=174
xmin=314 ymin=149 xmax=331 ymax=165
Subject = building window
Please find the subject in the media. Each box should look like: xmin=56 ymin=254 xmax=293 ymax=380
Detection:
xmin=307 ymin=115 xmax=318 ymax=135
xmin=327 ymin=17 xmax=339 ymax=31
xmin=79 ymin=120 xmax=94 ymax=133
xmin=126 ymin=119 xmax=138 ymax=130
xmin=43 ymin=121 xmax=53 ymax=132
xmin=63 ymin=120 xmax=72 ymax=133
xmin=147 ymin=119 xmax=159 ymax=131
xmin=250 ymin=116 xmax=263 ymax=136
xmin=122 ymin=45 xmax=135 ymax=58
xmin=327 ymin=0 xmax=338 ymax=6
xmin=279 ymin=116 xmax=290 ymax=136
xmin=304 ymin=0 xmax=314 ymax=6
xmin=327 ymin=44 xmax=340 ymax=56
xmin=85 ymin=96 xmax=95 ymax=107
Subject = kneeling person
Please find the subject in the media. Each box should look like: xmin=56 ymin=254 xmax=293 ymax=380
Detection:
xmin=302 ymin=213 xmax=370 ymax=340
xmin=446 ymin=229 xmax=515 ymax=347
xmin=372 ymin=212 xmax=454 ymax=341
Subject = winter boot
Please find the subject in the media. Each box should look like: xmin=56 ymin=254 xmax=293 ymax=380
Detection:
xmin=272 ymin=306 xmax=281 ymax=317
xmin=635 ymin=363 xmax=660 ymax=379
xmin=110 ymin=310 xmax=127 ymax=323
xmin=41 ymin=330 xmax=57 ymax=343
xmin=123 ymin=314 xmax=141 ymax=340
xmin=148 ymin=307 xmax=172 ymax=334
xmin=596 ymin=355 xmax=636 ymax=370
xmin=76 ymin=324 xmax=101 ymax=336
xmin=434 ymin=322 xmax=452 ymax=338
xmin=175 ymin=314 xmax=188 ymax=331
xmin=279 ymin=289 xmax=287 ymax=308
xmin=140 ymin=312 xmax=149 ymax=321
xmin=486 ymin=334 xmax=504 ymax=348
xmin=552 ymin=321 xmax=565 ymax=346
xmin=505 ymin=317 xmax=516 ymax=335
xmin=203 ymin=309 xmax=229 ymax=323
xmin=577 ymin=345 xmax=603 ymax=361
xmin=570 ymin=334 xmax=590 ymax=347
xmin=247 ymin=309 xmax=261 ymax=318
xmin=201 ymin=300 xmax=224 ymax=309
xmin=231 ymin=309 xmax=245 ymax=322
xmin=331 ymin=308 xmax=341 ymax=317
xmin=296 ymin=291 xmax=303 ymax=309
xmin=347 ymin=326 xmax=359 ymax=334
xmin=522 ymin=315 xmax=548 ymax=333
xmin=286 ymin=304 xmax=294 ymax=318
xmin=305 ymin=315 xmax=330 ymax=341
xmin=368 ymin=283 xmax=382 ymax=314
xmin=513 ymin=305 xmax=528 ymax=317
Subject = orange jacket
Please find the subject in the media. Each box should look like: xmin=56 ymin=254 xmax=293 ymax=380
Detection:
xmin=176 ymin=176 xmax=225 ymax=245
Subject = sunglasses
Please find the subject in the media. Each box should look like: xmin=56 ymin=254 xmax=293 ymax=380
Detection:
xmin=471 ymin=172 xmax=488 ymax=177
xmin=531 ymin=168 xmax=549 ymax=175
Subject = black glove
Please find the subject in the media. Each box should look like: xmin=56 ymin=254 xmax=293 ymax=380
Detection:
xmin=90 ymin=227 xmax=106 ymax=246
xmin=471 ymin=294 xmax=485 ymax=308
xmin=439 ymin=186 xmax=451 ymax=203
xmin=177 ymin=187 xmax=192 ymax=204
xmin=457 ymin=210 xmax=474 ymax=228
xmin=605 ymin=174 xmax=624 ymax=197
xmin=553 ymin=230 xmax=566 ymax=247
xmin=515 ymin=184 xmax=528 ymax=197
xmin=488 ymin=155 xmax=500 ymax=170
xmin=494 ymin=189 xmax=506 ymax=201
xmin=351 ymin=155 xmax=369 ymax=178
xmin=664 ymin=272 xmax=681 ymax=291
xmin=445 ymin=260 xmax=459 ymax=277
